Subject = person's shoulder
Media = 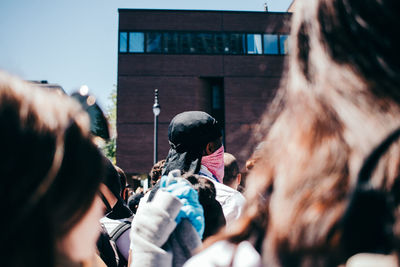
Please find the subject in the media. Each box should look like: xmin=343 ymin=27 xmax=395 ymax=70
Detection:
xmin=346 ymin=253 xmax=397 ymax=267
xmin=99 ymin=217 xmax=121 ymax=235
xmin=184 ymin=240 xmax=236 ymax=267
xmin=203 ymin=176 xmax=235 ymax=194
xmin=184 ymin=240 xmax=261 ymax=267
xmin=217 ymin=183 xmax=245 ymax=202
xmin=231 ymin=190 xmax=245 ymax=203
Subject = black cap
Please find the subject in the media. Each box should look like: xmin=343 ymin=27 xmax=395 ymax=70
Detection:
xmin=162 ymin=111 xmax=221 ymax=176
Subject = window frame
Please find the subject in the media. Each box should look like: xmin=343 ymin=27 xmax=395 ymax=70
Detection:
xmin=118 ymin=30 xmax=288 ymax=56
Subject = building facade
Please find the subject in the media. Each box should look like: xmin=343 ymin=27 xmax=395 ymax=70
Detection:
xmin=117 ymin=9 xmax=291 ymax=175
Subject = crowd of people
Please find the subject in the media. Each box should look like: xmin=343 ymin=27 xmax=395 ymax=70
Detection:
xmin=2 ymin=0 xmax=400 ymax=266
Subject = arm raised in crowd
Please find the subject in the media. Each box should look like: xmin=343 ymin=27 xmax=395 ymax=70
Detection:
xmin=129 ymin=175 xmax=204 ymax=267
xmin=129 ymin=190 xmax=182 ymax=266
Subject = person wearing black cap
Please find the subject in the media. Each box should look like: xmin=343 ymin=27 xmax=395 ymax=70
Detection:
xmin=163 ymin=111 xmax=245 ymax=225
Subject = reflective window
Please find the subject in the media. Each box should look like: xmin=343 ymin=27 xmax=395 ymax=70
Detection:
xmin=163 ymin=32 xmax=180 ymax=53
xmin=229 ymin=34 xmax=246 ymax=55
xmin=193 ymin=33 xmax=215 ymax=54
xmin=247 ymin=34 xmax=262 ymax=54
xmin=119 ymin=31 xmax=289 ymax=55
xmin=280 ymin=35 xmax=290 ymax=55
xmin=146 ymin=32 xmax=162 ymax=53
xmin=129 ymin=32 xmax=144 ymax=53
xmin=215 ymin=33 xmax=230 ymax=54
xmin=181 ymin=33 xmax=196 ymax=53
xmin=263 ymin=34 xmax=279 ymax=54
xmin=119 ymin=32 xmax=127 ymax=53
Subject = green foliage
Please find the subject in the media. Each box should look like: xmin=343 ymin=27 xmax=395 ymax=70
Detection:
xmin=102 ymin=86 xmax=117 ymax=164
xmin=102 ymin=137 xmax=116 ymax=164
xmin=106 ymin=86 xmax=117 ymax=132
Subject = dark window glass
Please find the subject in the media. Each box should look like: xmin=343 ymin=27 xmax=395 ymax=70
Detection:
xmin=247 ymin=34 xmax=262 ymax=54
xmin=215 ymin=33 xmax=230 ymax=54
xmin=181 ymin=33 xmax=196 ymax=54
xmin=119 ymin=32 xmax=127 ymax=53
xmin=212 ymin=85 xmax=222 ymax=109
xmin=280 ymin=35 xmax=289 ymax=54
xmin=129 ymin=32 xmax=144 ymax=53
xmin=163 ymin=32 xmax=180 ymax=53
xmin=146 ymin=32 xmax=162 ymax=53
xmin=124 ymin=31 xmax=289 ymax=55
xmin=229 ymin=33 xmax=246 ymax=55
xmin=263 ymin=34 xmax=279 ymax=54
xmin=193 ymin=33 xmax=215 ymax=54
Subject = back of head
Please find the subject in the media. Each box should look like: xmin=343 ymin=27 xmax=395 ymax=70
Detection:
xmin=214 ymin=0 xmax=400 ymax=266
xmin=103 ymin=158 xmax=133 ymax=219
xmin=185 ymin=174 xmax=226 ymax=240
xmin=163 ymin=111 xmax=222 ymax=176
xmin=168 ymin=111 xmax=221 ymax=153
xmin=223 ymin=153 xmax=239 ymax=188
xmin=149 ymin=159 xmax=166 ymax=186
xmin=0 ymin=72 xmax=104 ymax=267
xmin=287 ymin=0 xmax=400 ymax=101
xmin=115 ymin=165 xmax=127 ymax=195
xmin=103 ymin=158 xmax=122 ymax=199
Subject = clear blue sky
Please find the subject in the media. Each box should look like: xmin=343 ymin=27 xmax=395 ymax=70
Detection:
xmin=0 ymin=0 xmax=292 ymax=109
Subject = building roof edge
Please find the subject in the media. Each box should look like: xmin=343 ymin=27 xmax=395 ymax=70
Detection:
xmin=117 ymin=8 xmax=291 ymax=15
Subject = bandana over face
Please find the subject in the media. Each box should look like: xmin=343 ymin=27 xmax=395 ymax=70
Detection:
xmin=201 ymin=145 xmax=225 ymax=183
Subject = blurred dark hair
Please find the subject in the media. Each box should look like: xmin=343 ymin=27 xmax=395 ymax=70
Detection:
xmin=185 ymin=174 xmax=226 ymax=240
xmin=223 ymin=153 xmax=239 ymax=187
xmin=128 ymin=193 xmax=144 ymax=214
xmin=0 ymin=72 xmax=104 ymax=267
xmin=103 ymin=158 xmax=122 ymax=199
xmin=149 ymin=159 xmax=166 ymax=187
xmin=115 ymin=165 xmax=127 ymax=198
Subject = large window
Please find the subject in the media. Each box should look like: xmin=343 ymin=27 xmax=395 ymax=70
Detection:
xmin=215 ymin=33 xmax=230 ymax=54
xmin=119 ymin=30 xmax=287 ymax=55
xmin=193 ymin=33 xmax=215 ymax=54
xmin=181 ymin=33 xmax=195 ymax=53
xmin=263 ymin=34 xmax=279 ymax=55
xmin=146 ymin=32 xmax=162 ymax=53
xmin=129 ymin=32 xmax=144 ymax=53
xmin=163 ymin=32 xmax=180 ymax=53
xmin=247 ymin=34 xmax=262 ymax=54
xmin=119 ymin=32 xmax=127 ymax=53
xmin=229 ymin=34 xmax=246 ymax=55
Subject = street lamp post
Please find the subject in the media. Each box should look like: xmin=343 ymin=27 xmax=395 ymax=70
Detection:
xmin=152 ymin=89 xmax=160 ymax=165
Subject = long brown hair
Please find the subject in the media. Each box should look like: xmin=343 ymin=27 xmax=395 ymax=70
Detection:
xmin=0 ymin=72 xmax=104 ymax=267
xmin=210 ymin=0 xmax=400 ymax=266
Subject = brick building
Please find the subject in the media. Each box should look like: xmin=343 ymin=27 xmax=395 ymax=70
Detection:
xmin=117 ymin=9 xmax=291 ymax=175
